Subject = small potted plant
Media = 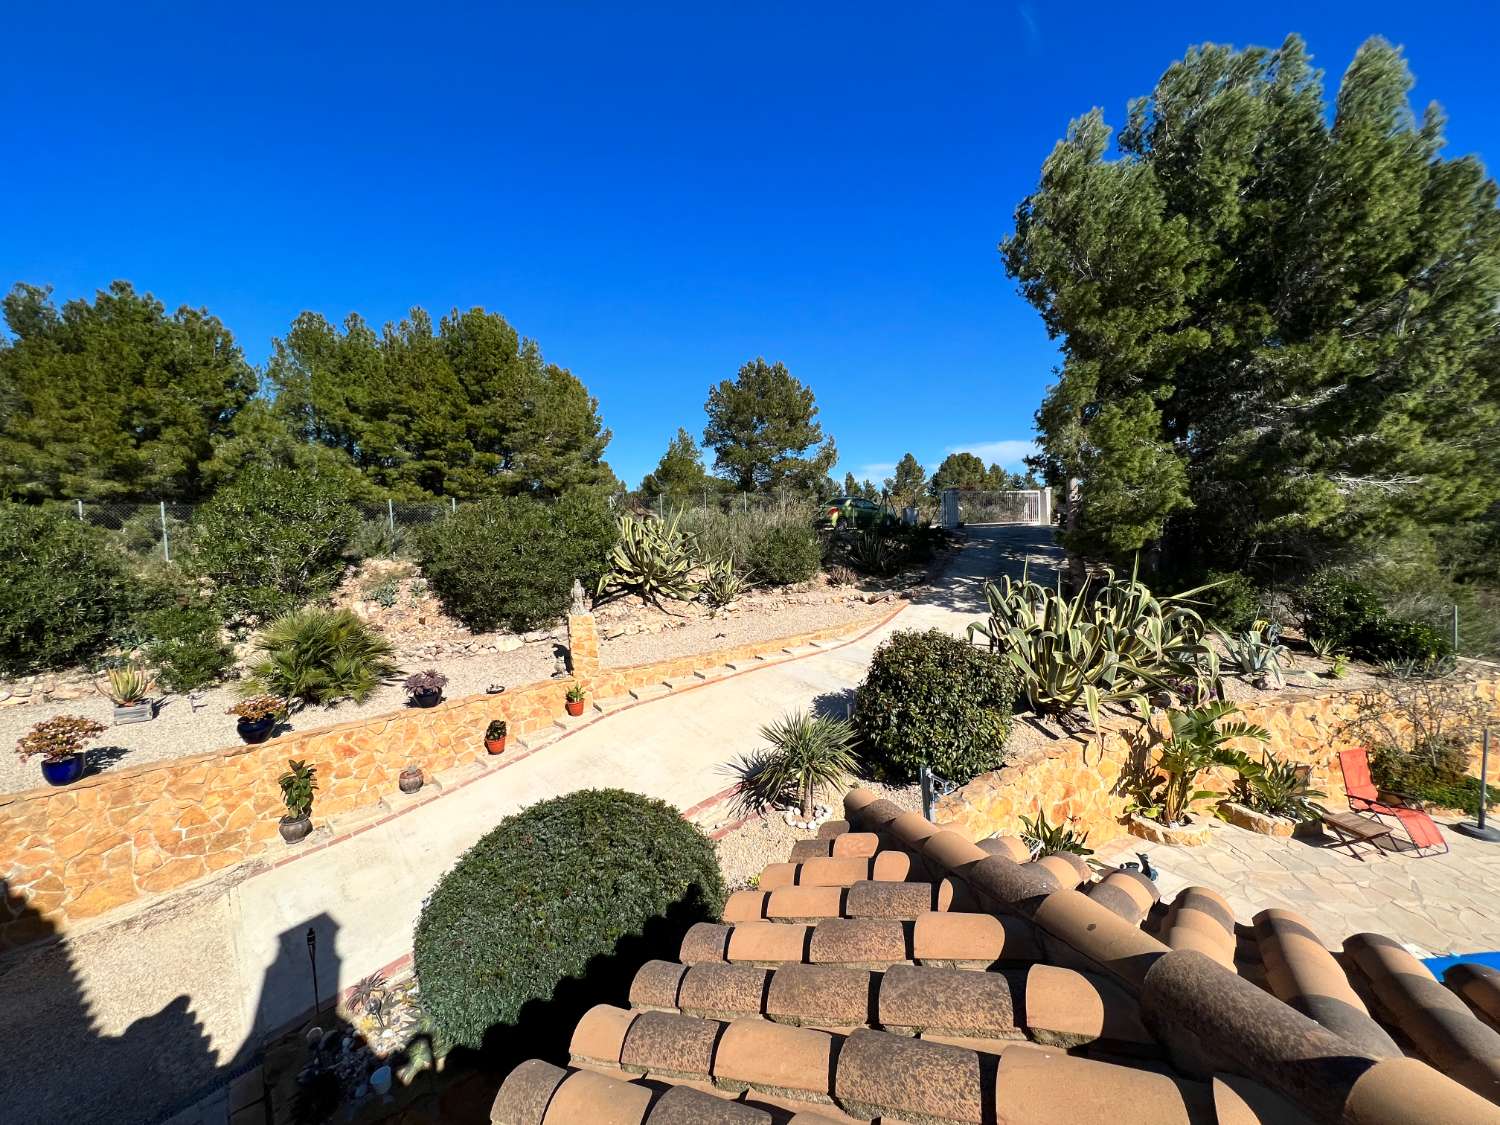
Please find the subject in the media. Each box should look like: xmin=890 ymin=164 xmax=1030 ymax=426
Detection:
xmin=17 ymin=715 xmax=107 ymax=786
xmin=564 ymin=684 xmax=587 ymax=717
xmin=101 ymin=663 xmax=154 ymax=725
xmin=484 ymin=719 xmax=508 ymax=755
xmin=229 ymin=696 xmax=284 ymax=744
xmin=278 ymin=759 xmax=317 ymax=843
xmin=399 ymin=764 xmax=424 ymax=793
xmin=404 ymin=669 xmax=448 ymax=708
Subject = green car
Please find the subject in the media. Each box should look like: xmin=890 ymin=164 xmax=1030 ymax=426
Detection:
xmin=822 ymin=496 xmax=887 ymax=529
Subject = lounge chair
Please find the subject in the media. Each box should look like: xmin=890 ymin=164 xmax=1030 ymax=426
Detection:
xmin=1337 ymin=747 xmax=1449 ymax=856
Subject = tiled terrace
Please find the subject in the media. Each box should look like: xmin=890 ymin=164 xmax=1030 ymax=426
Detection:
xmin=1095 ymin=813 xmax=1500 ymax=958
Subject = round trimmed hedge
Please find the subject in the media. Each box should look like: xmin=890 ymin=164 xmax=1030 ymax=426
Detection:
xmin=854 ymin=628 xmax=1017 ymax=784
xmin=413 ymin=789 xmax=724 ymax=1052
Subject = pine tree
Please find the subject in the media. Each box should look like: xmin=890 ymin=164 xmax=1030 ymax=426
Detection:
xmin=703 ymin=358 xmax=836 ymax=493
xmin=884 ymin=453 xmax=927 ymax=508
xmin=641 ymin=428 xmax=713 ymax=505
xmin=929 ymin=452 xmax=987 ymax=496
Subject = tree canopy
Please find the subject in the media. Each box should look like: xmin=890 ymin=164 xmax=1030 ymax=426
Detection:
xmin=1005 ymin=35 xmax=1500 ymax=570
xmin=929 ymin=452 xmax=987 ymax=495
xmin=703 ymin=358 xmax=836 ymax=493
xmin=640 ymin=427 xmax=715 ymax=504
xmin=884 ymin=453 xmax=927 ymax=508
xmin=270 ymin=306 xmax=615 ymax=501
xmin=0 ymin=281 xmax=258 ymax=502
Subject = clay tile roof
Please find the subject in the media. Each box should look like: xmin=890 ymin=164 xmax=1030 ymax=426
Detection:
xmin=491 ymin=786 xmax=1500 ymax=1125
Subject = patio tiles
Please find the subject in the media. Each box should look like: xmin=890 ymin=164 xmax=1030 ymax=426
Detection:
xmin=1095 ymin=812 xmax=1500 ymax=957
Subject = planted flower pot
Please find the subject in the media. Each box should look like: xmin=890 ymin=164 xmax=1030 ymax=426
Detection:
xmin=412 ymin=688 xmax=443 ymax=709
xmin=237 ymin=716 xmax=276 ymax=744
xmin=565 ymin=699 xmax=585 ymax=717
xmin=113 ymin=701 xmax=155 ymax=726
xmin=404 ymin=670 xmax=449 ymax=709
xmin=279 ymin=815 xmax=313 ymax=844
xmin=485 ymin=734 xmax=507 ymax=754
xmin=40 ymin=753 xmax=85 ymax=787
xmin=484 ymin=720 xmax=508 ymax=755
xmin=399 ymin=767 xmax=424 ymax=793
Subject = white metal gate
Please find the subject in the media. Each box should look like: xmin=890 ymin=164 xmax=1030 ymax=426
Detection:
xmin=940 ymin=488 xmax=1049 ymax=528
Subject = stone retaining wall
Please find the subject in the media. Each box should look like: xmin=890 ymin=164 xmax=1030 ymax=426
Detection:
xmin=0 ymin=604 xmax=901 ymax=951
xmin=935 ymin=676 xmax=1500 ymax=848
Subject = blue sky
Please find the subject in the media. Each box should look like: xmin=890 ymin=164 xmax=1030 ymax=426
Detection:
xmin=4 ymin=3 xmax=1496 ymax=489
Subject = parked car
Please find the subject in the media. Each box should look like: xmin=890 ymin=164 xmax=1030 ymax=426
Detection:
xmin=821 ymin=496 xmax=886 ymax=529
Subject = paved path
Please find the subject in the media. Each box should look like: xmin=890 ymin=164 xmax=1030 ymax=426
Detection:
xmin=0 ymin=524 xmax=1059 ymax=1125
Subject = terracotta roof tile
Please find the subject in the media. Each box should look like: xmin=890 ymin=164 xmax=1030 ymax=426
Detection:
xmin=816 ymin=819 xmax=850 ymax=839
xmin=1034 ymin=853 xmax=1089 ymax=889
xmin=806 ymin=918 xmax=908 ymax=968
xmin=765 ymin=885 xmax=846 ymax=921
xmin=644 ymin=1085 xmax=770 ymax=1125
xmin=619 ymin=1010 xmax=722 ymax=1078
xmin=728 ymin=922 xmax=812 ymax=965
xmin=1031 ymin=889 xmax=1169 ymax=990
xmin=541 ymin=1067 xmax=654 ymax=1125
xmin=1447 ymin=962 xmax=1500 ymax=1030
xmin=1211 ymin=1073 xmax=1317 ymax=1125
xmin=976 ymin=835 xmax=1032 ymax=864
xmin=630 ymin=960 xmax=688 ymax=1011
xmin=725 ymin=890 xmax=771 ymax=922
xmin=713 ymin=1018 xmax=837 ymax=1100
xmin=834 ymin=1027 xmax=985 ymax=1124
xmin=991 ymin=1046 xmax=1212 ymax=1125
xmin=491 ymin=1058 xmax=568 ymax=1125
xmin=912 ymin=911 xmax=1041 ymax=967
xmin=877 ymin=963 xmax=1023 ymax=1040
xmin=570 ymin=1004 xmax=638 ymax=1068
xmin=923 ymin=829 xmax=991 ymax=872
xmin=682 ymin=922 xmax=733 ymax=963
xmin=675 ymin=963 xmax=771 ymax=1020
xmin=765 ymin=964 xmax=877 ymax=1029
xmin=1022 ymin=963 xmax=1155 ymax=1054
xmin=842 ymin=879 xmax=943 ymax=919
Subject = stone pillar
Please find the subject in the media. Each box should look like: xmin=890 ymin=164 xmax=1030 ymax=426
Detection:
xmin=567 ymin=611 xmax=600 ymax=688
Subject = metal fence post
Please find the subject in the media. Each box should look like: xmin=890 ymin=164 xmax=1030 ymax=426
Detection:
xmin=160 ymin=500 xmax=171 ymax=563
xmin=1452 ymin=604 xmax=1460 ymax=654
xmin=76 ymin=499 xmax=84 ymax=521
xmin=920 ymin=766 xmax=933 ymax=822
xmin=387 ymin=498 xmax=395 ymax=534
xmin=450 ymin=496 xmax=457 ymax=516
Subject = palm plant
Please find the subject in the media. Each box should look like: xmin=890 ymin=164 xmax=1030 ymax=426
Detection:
xmin=598 ymin=512 xmax=700 ymax=605
xmin=726 ymin=710 xmax=858 ymax=821
xmin=246 ymin=608 xmax=398 ymax=705
xmin=967 ymin=560 xmax=1220 ymax=728
xmin=1134 ymin=701 xmax=1268 ymax=826
xmin=1216 ymin=621 xmax=1292 ymax=687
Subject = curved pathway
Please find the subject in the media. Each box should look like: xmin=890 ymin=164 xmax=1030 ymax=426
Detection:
xmin=1 ymin=524 xmax=1060 ymax=1125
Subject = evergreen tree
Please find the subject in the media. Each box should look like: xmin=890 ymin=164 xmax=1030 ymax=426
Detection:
xmin=842 ymin=471 xmax=860 ymax=497
xmin=1004 ymin=36 xmax=1500 ymax=568
xmin=0 ymin=281 xmax=257 ymax=501
xmin=929 ymin=452 xmax=988 ymax=496
xmin=269 ymin=306 xmax=614 ymax=500
xmin=884 ymin=453 xmax=927 ymax=508
xmin=703 ymin=358 xmax=836 ymax=493
xmin=640 ymin=428 xmax=714 ymax=504
xmin=859 ymin=479 xmax=880 ymax=501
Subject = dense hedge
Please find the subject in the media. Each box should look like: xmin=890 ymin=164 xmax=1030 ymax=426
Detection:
xmin=854 ymin=628 xmax=1017 ymax=784
xmin=188 ymin=467 xmax=359 ymax=620
xmin=746 ymin=524 xmax=822 ymax=586
xmin=417 ymin=490 xmax=616 ymax=632
xmin=414 ymin=789 xmax=724 ymax=1052
xmin=0 ymin=504 xmax=129 ymax=676
xmin=1293 ymin=569 xmax=1452 ymax=664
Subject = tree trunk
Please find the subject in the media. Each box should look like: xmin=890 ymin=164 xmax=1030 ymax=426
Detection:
xmin=801 ymin=779 xmax=814 ymax=822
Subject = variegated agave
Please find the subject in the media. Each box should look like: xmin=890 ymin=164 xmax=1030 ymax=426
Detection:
xmin=967 ymin=561 xmax=1220 ymax=728
xmin=597 ymin=511 xmax=701 ymax=605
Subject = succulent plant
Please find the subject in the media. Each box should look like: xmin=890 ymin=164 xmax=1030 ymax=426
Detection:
xmin=16 ymin=715 xmax=107 ymax=762
xmin=228 ymin=695 xmax=285 ymax=722
xmin=597 ymin=512 xmax=700 ymax=605
xmin=404 ymin=669 xmax=448 ymax=696
xmin=700 ymin=557 xmax=749 ymax=608
xmin=1215 ymin=621 xmax=1292 ymax=687
xmin=101 ymin=662 xmax=152 ymax=706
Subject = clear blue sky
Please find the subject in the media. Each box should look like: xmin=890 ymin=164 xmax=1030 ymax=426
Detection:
xmin=5 ymin=2 xmax=1496 ymax=489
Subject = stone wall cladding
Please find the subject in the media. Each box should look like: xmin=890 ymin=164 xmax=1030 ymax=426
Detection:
xmin=936 ymin=676 xmax=1500 ymax=848
xmin=0 ymin=605 xmax=899 ymax=951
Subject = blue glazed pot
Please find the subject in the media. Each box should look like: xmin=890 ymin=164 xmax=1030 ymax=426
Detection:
xmin=237 ymin=716 xmax=276 ymax=744
xmin=411 ymin=689 xmax=442 ymax=709
xmin=40 ymin=753 xmax=84 ymax=786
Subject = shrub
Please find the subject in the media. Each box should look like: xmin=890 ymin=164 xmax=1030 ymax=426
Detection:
xmin=143 ymin=600 xmax=234 ymax=692
xmin=1370 ymin=742 xmax=1497 ymax=815
xmin=1291 ymin=569 xmax=1383 ymax=650
xmin=845 ymin=530 xmax=901 ymax=577
xmin=854 ymin=629 xmax=1017 ymax=784
xmin=1359 ymin=616 xmax=1452 ymax=665
xmin=413 ymin=789 xmax=724 ymax=1052
xmin=417 ymin=491 xmax=616 ymax=633
xmin=1195 ymin=570 xmax=1262 ymax=631
xmin=0 ymin=504 xmax=129 ymax=676
xmin=679 ymin=507 xmax=808 ymax=569
xmin=726 ymin=710 xmax=858 ymax=820
xmin=188 ymin=467 xmax=359 ymax=621
xmin=1128 ymin=702 xmax=1267 ymax=826
xmin=346 ymin=518 xmax=408 ymax=562
xmin=245 ymin=608 xmax=397 ymax=704
xmin=746 ymin=524 xmax=821 ymax=586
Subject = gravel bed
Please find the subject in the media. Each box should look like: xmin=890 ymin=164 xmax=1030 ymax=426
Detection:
xmin=601 ymin=596 xmax=892 ymax=669
xmin=0 ymin=643 xmax=558 ymax=795
xmin=714 ymin=781 xmax=921 ymax=890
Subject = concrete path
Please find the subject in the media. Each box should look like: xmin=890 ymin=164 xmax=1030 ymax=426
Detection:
xmin=0 ymin=524 xmax=1059 ymax=1125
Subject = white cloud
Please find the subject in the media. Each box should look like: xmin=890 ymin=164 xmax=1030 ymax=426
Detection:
xmin=944 ymin=439 xmax=1037 ymax=468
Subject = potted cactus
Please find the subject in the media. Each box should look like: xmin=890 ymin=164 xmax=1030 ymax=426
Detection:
xmin=565 ymin=684 xmax=587 ymax=717
xmin=484 ymin=719 xmax=508 ymax=755
xmin=229 ymin=696 xmax=284 ymax=744
xmin=17 ymin=715 xmax=107 ymax=786
xmin=101 ymin=663 xmax=154 ymax=724
xmin=404 ymin=669 xmax=447 ymax=708
xmin=278 ymin=759 xmax=317 ymax=843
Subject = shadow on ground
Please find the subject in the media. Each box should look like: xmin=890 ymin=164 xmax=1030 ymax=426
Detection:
xmin=906 ymin=523 xmax=1062 ymax=617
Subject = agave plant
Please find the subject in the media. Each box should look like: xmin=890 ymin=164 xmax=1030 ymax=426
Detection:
xmin=1229 ymin=751 xmax=1326 ymax=822
xmin=967 ymin=561 xmax=1220 ymax=728
xmin=1216 ymin=621 xmax=1292 ymax=687
xmin=700 ymin=557 xmax=750 ymax=608
xmin=598 ymin=512 xmax=700 ymax=605
xmin=1133 ymin=701 xmax=1268 ymax=826
xmin=845 ymin=530 xmax=900 ymax=577
xmin=246 ymin=608 xmax=398 ymax=705
xmin=101 ymin=662 xmax=152 ymax=705
xmin=724 ymin=710 xmax=858 ymax=821
xmin=1018 ymin=808 xmax=1092 ymax=858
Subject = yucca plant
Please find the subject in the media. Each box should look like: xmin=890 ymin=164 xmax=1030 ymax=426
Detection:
xmin=725 ymin=710 xmax=858 ymax=821
xmin=598 ymin=511 xmax=701 ymax=605
xmin=845 ymin=530 xmax=900 ymax=577
xmin=1229 ymin=751 xmax=1326 ymax=822
xmin=1216 ymin=621 xmax=1292 ymax=687
xmin=1134 ymin=701 xmax=1268 ymax=826
xmin=1018 ymin=808 xmax=1092 ymax=858
xmin=700 ymin=557 xmax=750 ymax=608
xmin=246 ymin=608 xmax=398 ymax=705
xmin=967 ymin=561 xmax=1220 ymax=728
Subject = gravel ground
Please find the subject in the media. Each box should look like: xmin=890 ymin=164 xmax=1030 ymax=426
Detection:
xmin=0 ymin=643 xmax=559 ymax=795
xmin=600 ymin=596 xmax=893 ymax=668
xmin=714 ymin=781 xmax=921 ymax=890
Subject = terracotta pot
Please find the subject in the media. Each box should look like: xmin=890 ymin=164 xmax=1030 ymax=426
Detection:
xmin=279 ymin=815 xmax=312 ymax=844
xmin=485 ymin=736 xmax=507 ymax=755
xmin=565 ymin=699 xmax=585 ymax=717
xmin=399 ymin=767 xmax=423 ymax=793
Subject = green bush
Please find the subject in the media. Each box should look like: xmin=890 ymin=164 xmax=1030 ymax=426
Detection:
xmin=417 ymin=491 xmax=616 ymax=633
xmin=1196 ymin=570 xmax=1262 ymax=631
xmin=854 ymin=629 xmax=1017 ymax=784
xmin=1370 ymin=742 xmax=1497 ymax=815
xmin=413 ymin=789 xmax=724 ymax=1052
xmin=188 ymin=467 xmax=359 ymax=621
xmin=0 ymin=504 xmax=129 ymax=676
xmin=1358 ymin=616 xmax=1453 ymax=665
xmin=245 ymin=607 xmax=397 ymax=704
xmin=1292 ymin=569 xmax=1383 ymax=649
xmin=746 ymin=524 xmax=822 ymax=586
xmin=144 ymin=599 xmax=234 ymax=692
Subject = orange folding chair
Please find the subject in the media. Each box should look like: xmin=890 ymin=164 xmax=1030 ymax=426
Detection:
xmin=1337 ymin=747 xmax=1449 ymax=856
